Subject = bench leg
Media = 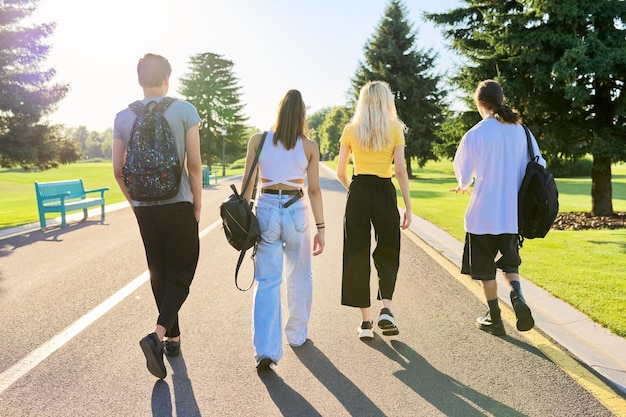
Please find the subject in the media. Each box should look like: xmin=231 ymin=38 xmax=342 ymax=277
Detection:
xmin=83 ymin=208 xmax=89 ymax=220
xmin=39 ymin=211 xmax=47 ymax=228
xmin=101 ymin=204 xmax=105 ymax=221
xmin=61 ymin=210 xmax=67 ymax=227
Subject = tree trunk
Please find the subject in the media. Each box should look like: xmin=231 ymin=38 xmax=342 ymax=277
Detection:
xmin=591 ymin=155 xmax=614 ymax=216
xmin=405 ymin=155 xmax=414 ymax=179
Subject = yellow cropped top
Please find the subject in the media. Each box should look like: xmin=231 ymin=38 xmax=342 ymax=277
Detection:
xmin=340 ymin=121 xmax=405 ymax=178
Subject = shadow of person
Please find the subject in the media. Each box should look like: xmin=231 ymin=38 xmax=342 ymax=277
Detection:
xmin=258 ymin=368 xmax=321 ymax=417
xmin=151 ymin=379 xmax=173 ymax=417
xmin=291 ymin=340 xmax=386 ymax=417
xmin=373 ymin=339 xmax=528 ymax=417
xmin=0 ymin=220 xmax=108 ymax=257
xmin=166 ymin=354 xmax=202 ymax=417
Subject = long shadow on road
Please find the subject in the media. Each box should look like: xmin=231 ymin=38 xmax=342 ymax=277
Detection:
xmin=151 ymin=354 xmax=202 ymax=417
xmin=291 ymin=339 xmax=386 ymax=417
xmin=369 ymin=338 xmax=528 ymax=417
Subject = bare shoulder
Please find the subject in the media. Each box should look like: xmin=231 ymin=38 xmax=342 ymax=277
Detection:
xmin=249 ymin=132 xmax=265 ymax=146
xmin=301 ymin=136 xmax=319 ymax=152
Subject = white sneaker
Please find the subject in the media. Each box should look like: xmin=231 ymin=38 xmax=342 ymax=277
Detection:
xmin=358 ymin=320 xmax=374 ymax=340
xmin=378 ymin=308 xmax=399 ymax=336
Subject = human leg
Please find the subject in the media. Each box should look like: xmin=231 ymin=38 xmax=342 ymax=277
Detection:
xmin=283 ymin=200 xmax=313 ymax=347
xmin=497 ymin=235 xmax=533 ymax=331
xmin=156 ymin=203 xmax=199 ymax=338
xmin=252 ymin=199 xmax=284 ymax=365
xmin=135 ymin=206 xmax=168 ymax=377
xmin=462 ymin=234 xmax=506 ymax=335
xmin=371 ymin=180 xmax=401 ymax=335
xmin=341 ymin=179 xmax=373 ymax=308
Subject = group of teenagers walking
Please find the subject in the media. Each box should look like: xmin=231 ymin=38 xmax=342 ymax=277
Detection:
xmin=113 ymin=53 xmax=541 ymax=379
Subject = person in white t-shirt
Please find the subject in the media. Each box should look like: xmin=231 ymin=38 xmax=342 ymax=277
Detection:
xmin=451 ymin=79 xmax=545 ymax=336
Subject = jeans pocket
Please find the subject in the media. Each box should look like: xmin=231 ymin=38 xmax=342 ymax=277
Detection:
xmin=288 ymin=205 xmax=307 ymax=233
xmin=256 ymin=205 xmax=274 ymax=233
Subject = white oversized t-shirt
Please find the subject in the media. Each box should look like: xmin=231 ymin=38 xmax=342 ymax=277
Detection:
xmin=454 ymin=118 xmax=546 ymax=235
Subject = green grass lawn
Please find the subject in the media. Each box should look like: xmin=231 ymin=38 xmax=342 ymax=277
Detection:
xmin=1 ymin=159 xmax=625 ymax=337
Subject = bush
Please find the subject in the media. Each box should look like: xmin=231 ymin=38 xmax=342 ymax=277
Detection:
xmin=229 ymin=158 xmax=246 ymax=170
xmin=548 ymin=157 xmax=592 ymax=178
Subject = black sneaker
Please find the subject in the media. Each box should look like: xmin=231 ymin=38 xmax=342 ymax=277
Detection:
xmin=358 ymin=320 xmax=374 ymax=340
xmin=476 ymin=311 xmax=506 ymax=336
xmin=164 ymin=339 xmax=180 ymax=357
xmin=511 ymin=290 xmax=535 ymax=331
xmin=377 ymin=308 xmax=399 ymax=336
xmin=139 ymin=332 xmax=166 ymax=378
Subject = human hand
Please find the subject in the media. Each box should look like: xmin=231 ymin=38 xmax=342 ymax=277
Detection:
xmin=312 ymin=230 xmax=325 ymax=256
xmin=401 ymin=211 xmax=412 ymax=229
xmin=449 ymin=186 xmax=471 ymax=196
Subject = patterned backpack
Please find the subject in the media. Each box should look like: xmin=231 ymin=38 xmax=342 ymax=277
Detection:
xmin=123 ymin=97 xmax=182 ymax=201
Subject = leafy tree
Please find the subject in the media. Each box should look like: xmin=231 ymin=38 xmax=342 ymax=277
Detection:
xmin=427 ymin=0 xmax=626 ymax=216
xmin=0 ymin=0 xmax=70 ymax=169
xmin=351 ymin=0 xmax=447 ymax=177
xmin=307 ymin=106 xmax=332 ymax=149
xmin=178 ymin=53 xmax=248 ymax=169
xmin=318 ymin=106 xmax=350 ymax=160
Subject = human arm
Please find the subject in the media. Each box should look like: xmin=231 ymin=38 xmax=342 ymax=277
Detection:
xmin=241 ymin=133 xmax=263 ymax=202
xmin=304 ymin=139 xmax=325 ymax=256
xmin=450 ymin=135 xmax=474 ymax=195
xmin=112 ymin=137 xmax=134 ymax=207
xmin=336 ymin=144 xmax=352 ymax=190
xmin=185 ymin=123 xmax=202 ymax=221
xmin=393 ymin=145 xmax=412 ymax=229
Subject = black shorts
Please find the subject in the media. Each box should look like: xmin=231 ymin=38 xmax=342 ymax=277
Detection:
xmin=461 ymin=233 xmax=521 ymax=281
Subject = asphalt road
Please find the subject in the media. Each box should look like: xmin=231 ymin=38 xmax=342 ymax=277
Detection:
xmin=0 ymin=168 xmax=618 ymax=416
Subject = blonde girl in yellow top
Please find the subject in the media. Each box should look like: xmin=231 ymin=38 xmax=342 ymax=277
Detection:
xmin=337 ymin=81 xmax=412 ymax=340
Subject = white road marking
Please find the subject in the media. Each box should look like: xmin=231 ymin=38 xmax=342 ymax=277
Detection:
xmin=0 ymin=219 xmax=222 ymax=394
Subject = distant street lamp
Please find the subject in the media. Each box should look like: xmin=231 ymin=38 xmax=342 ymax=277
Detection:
xmin=221 ymin=125 xmax=227 ymax=177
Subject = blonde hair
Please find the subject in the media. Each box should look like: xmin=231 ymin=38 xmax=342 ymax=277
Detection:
xmin=350 ymin=81 xmax=404 ymax=152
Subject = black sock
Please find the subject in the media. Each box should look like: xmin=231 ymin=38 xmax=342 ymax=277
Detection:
xmin=510 ymin=280 xmax=522 ymax=294
xmin=487 ymin=298 xmax=500 ymax=317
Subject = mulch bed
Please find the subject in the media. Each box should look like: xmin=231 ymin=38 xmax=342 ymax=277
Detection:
xmin=552 ymin=212 xmax=626 ymax=230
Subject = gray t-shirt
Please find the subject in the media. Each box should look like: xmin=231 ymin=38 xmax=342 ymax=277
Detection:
xmin=113 ymin=96 xmax=202 ymax=206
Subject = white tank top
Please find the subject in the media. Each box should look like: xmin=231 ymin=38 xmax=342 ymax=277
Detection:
xmin=259 ymin=131 xmax=308 ymax=187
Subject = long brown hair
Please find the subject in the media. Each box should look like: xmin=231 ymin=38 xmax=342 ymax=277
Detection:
xmin=474 ymin=80 xmax=521 ymax=124
xmin=273 ymin=89 xmax=308 ymax=150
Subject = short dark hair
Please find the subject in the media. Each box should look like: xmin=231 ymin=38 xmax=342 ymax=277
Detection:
xmin=137 ymin=53 xmax=171 ymax=88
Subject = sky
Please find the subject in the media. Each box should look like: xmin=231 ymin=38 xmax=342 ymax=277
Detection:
xmin=31 ymin=0 xmax=464 ymax=133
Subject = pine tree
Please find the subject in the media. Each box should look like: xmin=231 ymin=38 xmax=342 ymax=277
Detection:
xmin=0 ymin=0 xmax=71 ymax=169
xmin=178 ymin=53 xmax=248 ymax=168
xmin=427 ymin=0 xmax=626 ymax=216
xmin=351 ymin=0 xmax=446 ymax=177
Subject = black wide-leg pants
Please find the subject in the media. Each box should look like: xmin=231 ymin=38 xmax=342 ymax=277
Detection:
xmin=341 ymin=175 xmax=400 ymax=308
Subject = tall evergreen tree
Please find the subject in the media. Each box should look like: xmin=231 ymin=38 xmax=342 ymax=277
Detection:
xmin=178 ymin=53 xmax=248 ymax=168
xmin=0 ymin=0 xmax=71 ymax=169
xmin=351 ymin=0 xmax=446 ymax=177
xmin=427 ymin=0 xmax=626 ymax=216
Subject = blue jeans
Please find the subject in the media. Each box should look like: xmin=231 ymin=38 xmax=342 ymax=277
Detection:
xmin=252 ymin=192 xmax=312 ymax=364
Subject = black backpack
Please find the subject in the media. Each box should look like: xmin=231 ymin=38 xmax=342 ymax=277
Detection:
xmin=518 ymin=124 xmax=559 ymax=244
xmin=123 ymin=97 xmax=182 ymax=201
xmin=219 ymin=131 xmax=267 ymax=290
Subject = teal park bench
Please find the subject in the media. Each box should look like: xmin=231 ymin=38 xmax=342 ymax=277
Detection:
xmin=35 ymin=179 xmax=109 ymax=228
xmin=202 ymin=167 xmax=218 ymax=187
